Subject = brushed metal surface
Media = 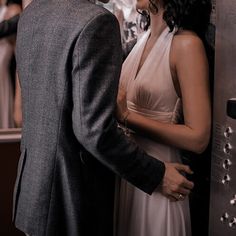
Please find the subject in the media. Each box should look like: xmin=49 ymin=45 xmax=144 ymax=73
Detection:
xmin=209 ymin=0 xmax=236 ymax=235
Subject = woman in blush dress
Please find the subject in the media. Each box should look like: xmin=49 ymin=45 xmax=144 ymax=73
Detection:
xmin=115 ymin=0 xmax=212 ymax=235
xmin=0 ymin=0 xmax=21 ymax=128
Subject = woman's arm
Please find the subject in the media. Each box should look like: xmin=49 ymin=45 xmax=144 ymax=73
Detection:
xmin=117 ymin=33 xmax=211 ymax=154
xmin=5 ymin=4 xmax=22 ymax=20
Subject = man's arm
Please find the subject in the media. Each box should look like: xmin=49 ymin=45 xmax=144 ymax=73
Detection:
xmin=72 ymin=12 xmax=193 ymax=196
xmin=0 ymin=14 xmax=20 ymax=38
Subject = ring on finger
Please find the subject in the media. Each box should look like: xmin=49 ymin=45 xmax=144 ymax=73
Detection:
xmin=178 ymin=193 xmax=184 ymax=200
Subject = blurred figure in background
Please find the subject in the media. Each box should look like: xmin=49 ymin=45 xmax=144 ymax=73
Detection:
xmin=112 ymin=0 xmax=148 ymax=59
xmin=13 ymin=0 xmax=31 ymax=127
xmin=0 ymin=0 xmax=21 ymax=128
xmin=0 ymin=0 xmax=29 ymax=128
xmin=112 ymin=0 xmax=138 ymax=59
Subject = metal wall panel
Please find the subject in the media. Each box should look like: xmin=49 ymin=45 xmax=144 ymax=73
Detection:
xmin=209 ymin=0 xmax=236 ymax=235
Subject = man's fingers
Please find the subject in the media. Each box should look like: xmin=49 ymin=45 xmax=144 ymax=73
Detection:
xmin=167 ymin=192 xmax=186 ymax=201
xmin=162 ymin=192 xmax=179 ymax=202
xmin=176 ymin=187 xmax=191 ymax=196
xmin=175 ymin=163 xmax=194 ymax=174
xmin=173 ymin=163 xmax=194 ymax=189
xmin=181 ymin=178 xmax=194 ymax=190
xmin=161 ymin=162 xmax=194 ymax=200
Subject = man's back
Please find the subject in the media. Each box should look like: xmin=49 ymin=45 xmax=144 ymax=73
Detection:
xmin=15 ymin=1 xmax=122 ymax=235
xmin=16 ymin=0 xmax=105 ymax=153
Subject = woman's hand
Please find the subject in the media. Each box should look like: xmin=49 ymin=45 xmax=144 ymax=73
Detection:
xmin=116 ymin=86 xmax=129 ymax=124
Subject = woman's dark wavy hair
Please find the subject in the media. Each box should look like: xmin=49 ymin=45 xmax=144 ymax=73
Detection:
xmin=162 ymin=0 xmax=212 ymax=37
xmin=6 ymin=0 xmax=22 ymax=6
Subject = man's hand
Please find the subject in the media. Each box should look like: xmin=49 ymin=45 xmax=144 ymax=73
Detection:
xmin=160 ymin=162 xmax=194 ymax=201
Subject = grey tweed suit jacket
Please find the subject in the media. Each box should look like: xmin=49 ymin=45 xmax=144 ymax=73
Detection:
xmin=13 ymin=0 xmax=165 ymax=235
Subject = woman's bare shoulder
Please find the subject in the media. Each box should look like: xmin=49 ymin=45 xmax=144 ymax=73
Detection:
xmin=172 ymin=29 xmax=204 ymax=52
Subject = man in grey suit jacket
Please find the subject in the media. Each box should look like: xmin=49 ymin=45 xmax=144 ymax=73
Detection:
xmin=13 ymin=0 xmax=194 ymax=235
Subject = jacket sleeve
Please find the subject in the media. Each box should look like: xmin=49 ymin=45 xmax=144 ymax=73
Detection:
xmin=71 ymin=12 xmax=165 ymax=194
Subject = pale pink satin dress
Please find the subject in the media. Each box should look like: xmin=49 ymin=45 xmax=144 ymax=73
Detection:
xmin=116 ymin=27 xmax=191 ymax=236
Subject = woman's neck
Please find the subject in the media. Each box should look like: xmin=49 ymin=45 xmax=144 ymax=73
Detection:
xmin=149 ymin=8 xmax=167 ymax=39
